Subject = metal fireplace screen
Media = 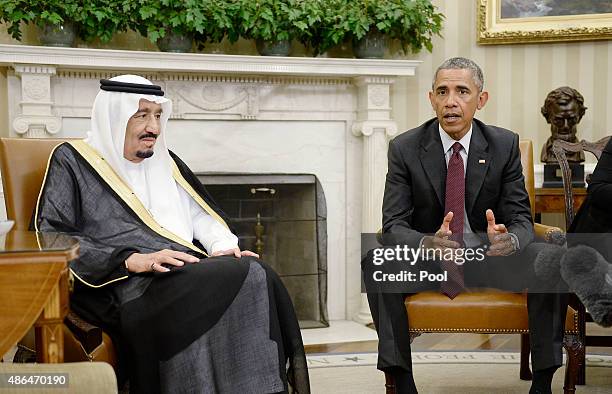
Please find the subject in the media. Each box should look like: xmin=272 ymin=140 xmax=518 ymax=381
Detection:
xmin=196 ymin=173 xmax=328 ymax=328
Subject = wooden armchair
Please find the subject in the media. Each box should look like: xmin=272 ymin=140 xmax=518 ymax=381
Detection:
xmin=384 ymin=140 xmax=581 ymax=394
xmin=0 ymin=138 xmax=117 ymax=367
xmin=552 ymin=136 xmax=612 ymax=385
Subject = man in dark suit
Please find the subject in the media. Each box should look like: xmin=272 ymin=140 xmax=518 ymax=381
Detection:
xmin=362 ymin=57 xmax=567 ymax=394
xmin=570 ymin=137 xmax=612 ymax=237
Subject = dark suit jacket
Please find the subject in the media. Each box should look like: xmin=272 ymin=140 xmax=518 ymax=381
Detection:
xmin=566 ymin=138 xmax=612 ymax=262
xmin=569 ymin=137 xmax=612 ymax=234
xmin=382 ymin=118 xmax=534 ymax=250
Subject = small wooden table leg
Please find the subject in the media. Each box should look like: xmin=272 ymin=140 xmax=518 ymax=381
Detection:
xmin=34 ymin=269 xmax=68 ymax=363
xmin=35 ymin=321 xmax=64 ymax=363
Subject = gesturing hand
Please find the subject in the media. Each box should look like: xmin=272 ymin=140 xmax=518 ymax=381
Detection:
xmin=422 ymin=211 xmax=462 ymax=252
xmin=211 ymin=248 xmax=260 ymax=259
xmin=125 ymin=249 xmax=200 ymax=273
xmin=485 ymin=209 xmax=515 ymax=256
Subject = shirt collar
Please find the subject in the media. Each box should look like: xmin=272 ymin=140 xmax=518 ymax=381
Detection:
xmin=438 ymin=123 xmax=473 ymax=155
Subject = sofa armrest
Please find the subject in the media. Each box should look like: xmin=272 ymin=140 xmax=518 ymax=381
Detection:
xmin=534 ymin=223 xmax=565 ymax=245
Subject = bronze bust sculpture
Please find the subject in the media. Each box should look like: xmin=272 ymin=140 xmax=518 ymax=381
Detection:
xmin=540 ymin=86 xmax=586 ymax=164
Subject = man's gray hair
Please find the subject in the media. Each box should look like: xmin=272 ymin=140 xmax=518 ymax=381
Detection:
xmin=432 ymin=57 xmax=484 ymax=92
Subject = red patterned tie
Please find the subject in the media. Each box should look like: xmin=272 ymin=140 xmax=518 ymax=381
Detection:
xmin=441 ymin=141 xmax=466 ymax=299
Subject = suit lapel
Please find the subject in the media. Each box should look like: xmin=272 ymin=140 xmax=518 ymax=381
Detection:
xmin=466 ymin=122 xmax=491 ymax=214
xmin=420 ymin=121 xmax=446 ymax=209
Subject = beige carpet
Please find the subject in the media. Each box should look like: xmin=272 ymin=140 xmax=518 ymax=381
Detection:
xmin=308 ymin=352 xmax=612 ymax=393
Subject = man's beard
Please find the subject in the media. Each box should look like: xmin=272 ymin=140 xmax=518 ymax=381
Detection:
xmin=136 ymin=149 xmax=154 ymax=159
xmin=136 ymin=132 xmax=157 ymax=159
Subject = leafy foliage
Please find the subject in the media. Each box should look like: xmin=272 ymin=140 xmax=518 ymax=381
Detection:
xmin=76 ymin=1 xmax=134 ymax=43
xmin=0 ymin=0 xmax=134 ymax=42
xmin=289 ymin=0 xmax=345 ymax=56
xmin=0 ymin=0 xmax=77 ymax=40
xmin=129 ymin=0 xmax=240 ymax=45
xmin=343 ymin=0 xmax=444 ymax=54
xmin=196 ymin=0 xmax=241 ymax=45
xmin=0 ymin=0 xmax=444 ymax=56
xmin=131 ymin=0 xmax=195 ymax=43
xmin=258 ymin=0 xmax=444 ymax=56
xmin=237 ymin=0 xmax=306 ymax=42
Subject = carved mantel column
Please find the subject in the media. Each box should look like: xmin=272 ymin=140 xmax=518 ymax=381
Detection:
xmin=12 ymin=64 xmax=61 ymax=138
xmin=352 ymin=77 xmax=398 ymax=325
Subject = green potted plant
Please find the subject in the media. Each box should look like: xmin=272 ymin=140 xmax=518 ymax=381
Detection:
xmin=0 ymin=0 xmax=80 ymax=46
xmin=337 ymin=0 xmax=444 ymax=58
xmin=74 ymin=1 xmax=134 ymax=44
xmin=0 ymin=0 xmax=132 ymax=46
xmin=237 ymin=0 xmax=307 ymax=56
xmin=192 ymin=0 xmax=241 ymax=52
xmin=131 ymin=0 xmax=199 ymax=52
xmin=291 ymin=0 xmax=347 ymax=56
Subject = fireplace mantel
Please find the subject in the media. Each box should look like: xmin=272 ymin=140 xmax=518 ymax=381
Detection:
xmin=0 ymin=44 xmax=418 ymax=77
xmin=0 ymin=44 xmax=421 ymax=322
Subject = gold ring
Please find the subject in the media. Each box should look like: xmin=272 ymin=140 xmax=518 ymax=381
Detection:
xmin=150 ymin=262 xmax=156 ymax=271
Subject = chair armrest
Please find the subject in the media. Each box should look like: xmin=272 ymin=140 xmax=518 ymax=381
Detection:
xmin=534 ymin=223 xmax=565 ymax=245
xmin=64 ymin=311 xmax=103 ymax=355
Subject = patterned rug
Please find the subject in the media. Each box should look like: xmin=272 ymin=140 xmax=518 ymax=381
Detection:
xmin=308 ymin=352 xmax=612 ymax=393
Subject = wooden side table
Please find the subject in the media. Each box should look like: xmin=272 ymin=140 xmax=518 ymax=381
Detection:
xmin=535 ymin=187 xmax=587 ymax=223
xmin=0 ymin=231 xmax=78 ymax=363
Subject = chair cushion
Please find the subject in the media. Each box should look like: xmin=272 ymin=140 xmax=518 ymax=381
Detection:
xmin=406 ymin=290 xmax=578 ymax=334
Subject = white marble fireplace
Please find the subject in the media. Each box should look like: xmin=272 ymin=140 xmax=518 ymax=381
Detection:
xmin=0 ymin=44 xmax=419 ymax=321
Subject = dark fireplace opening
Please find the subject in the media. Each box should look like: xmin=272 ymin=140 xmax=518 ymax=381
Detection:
xmin=197 ymin=173 xmax=329 ymax=329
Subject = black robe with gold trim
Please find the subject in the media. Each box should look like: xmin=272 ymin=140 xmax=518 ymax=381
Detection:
xmin=34 ymin=142 xmax=309 ymax=394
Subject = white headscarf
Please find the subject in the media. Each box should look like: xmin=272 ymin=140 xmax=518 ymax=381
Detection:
xmin=85 ymin=75 xmax=193 ymax=242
